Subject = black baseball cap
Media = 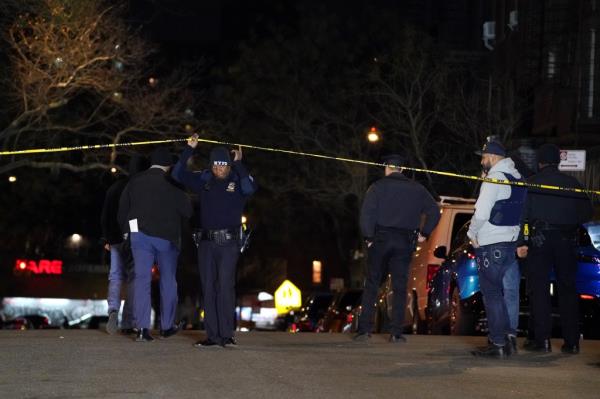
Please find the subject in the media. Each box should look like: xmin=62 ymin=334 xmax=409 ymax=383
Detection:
xmin=382 ymin=154 xmax=406 ymax=168
xmin=476 ymin=140 xmax=506 ymax=157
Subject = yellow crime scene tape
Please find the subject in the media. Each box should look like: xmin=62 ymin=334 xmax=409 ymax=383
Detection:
xmin=1 ymin=136 xmax=599 ymax=196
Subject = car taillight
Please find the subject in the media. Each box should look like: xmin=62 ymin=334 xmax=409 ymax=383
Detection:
xmin=580 ymin=294 xmax=596 ymax=300
xmin=427 ymin=264 xmax=441 ymax=287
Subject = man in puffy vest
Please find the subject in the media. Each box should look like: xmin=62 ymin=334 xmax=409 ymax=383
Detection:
xmin=468 ymin=139 xmax=526 ymax=358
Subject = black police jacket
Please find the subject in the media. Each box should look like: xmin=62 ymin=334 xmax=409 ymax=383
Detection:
xmin=523 ymin=165 xmax=593 ymax=227
xmin=360 ymin=173 xmax=440 ymax=239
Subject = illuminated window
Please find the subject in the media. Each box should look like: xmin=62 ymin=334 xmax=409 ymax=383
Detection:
xmin=312 ymin=260 xmax=322 ymax=284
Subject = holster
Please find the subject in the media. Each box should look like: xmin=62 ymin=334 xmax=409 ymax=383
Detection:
xmin=530 ymin=227 xmax=546 ymax=248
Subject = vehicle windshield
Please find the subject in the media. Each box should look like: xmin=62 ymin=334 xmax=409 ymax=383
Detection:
xmin=584 ymin=223 xmax=600 ymax=251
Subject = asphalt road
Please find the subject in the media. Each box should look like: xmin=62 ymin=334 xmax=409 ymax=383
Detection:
xmin=0 ymin=330 xmax=598 ymax=399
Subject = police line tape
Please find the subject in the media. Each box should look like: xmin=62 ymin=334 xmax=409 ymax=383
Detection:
xmin=1 ymin=136 xmax=599 ymax=196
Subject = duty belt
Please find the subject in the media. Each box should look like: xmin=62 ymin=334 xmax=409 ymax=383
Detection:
xmin=194 ymin=228 xmax=240 ymax=242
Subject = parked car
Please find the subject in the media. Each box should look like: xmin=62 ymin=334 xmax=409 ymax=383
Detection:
xmin=2 ymin=314 xmax=51 ymax=330
xmin=316 ymin=289 xmax=363 ymax=333
xmin=285 ymin=292 xmax=334 ymax=332
xmin=367 ymin=197 xmax=476 ymax=334
xmin=427 ymin=221 xmax=600 ymax=338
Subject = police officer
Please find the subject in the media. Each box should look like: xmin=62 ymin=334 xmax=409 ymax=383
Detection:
xmin=172 ymin=134 xmax=257 ymax=348
xmin=118 ymin=147 xmax=192 ymax=342
xmin=468 ymin=140 xmax=526 ymax=358
xmin=100 ymin=155 xmax=147 ymax=335
xmin=353 ymin=154 xmax=440 ymax=343
xmin=518 ymin=144 xmax=593 ymax=354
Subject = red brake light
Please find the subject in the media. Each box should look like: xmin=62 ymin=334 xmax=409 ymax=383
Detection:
xmin=427 ymin=264 xmax=441 ymax=287
xmin=580 ymin=294 xmax=595 ymax=300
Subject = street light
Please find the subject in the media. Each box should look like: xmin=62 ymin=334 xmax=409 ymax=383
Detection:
xmin=241 ymin=215 xmax=247 ymax=225
xmin=367 ymin=126 xmax=380 ymax=143
xmin=8 ymin=176 xmax=17 ymax=183
xmin=110 ymin=167 xmax=117 ymax=174
xmin=70 ymin=234 xmax=82 ymax=245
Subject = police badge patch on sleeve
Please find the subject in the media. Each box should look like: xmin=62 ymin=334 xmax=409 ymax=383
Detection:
xmin=226 ymin=182 xmax=236 ymax=192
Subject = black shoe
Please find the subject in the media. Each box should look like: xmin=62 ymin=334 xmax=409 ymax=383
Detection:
xmin=222 ymin=337 xmax=238 ymax=347
xmin=524 ymin=339 xmax=552 ymax=353
xmin=106 ymin=311 xmax=118 ymax=335
xmin=472 ymin=344 xmax=509 ymax=358
xmin=135 ymin=328 xmax=154 ymax=342
xmin=389 ymin=334 xmax=407 ymax=343
xmin=160 ymin=321 xmax=184 ymax=339
xmin=193 ymin=339 xmax=222 ymax=348
xmin=352 ymin=332 xmax=371 ymax=342
xmin=507 ymin=335 xmax=518 ymax=355
xmin=561 ymin=343 xmax=580 ymax=355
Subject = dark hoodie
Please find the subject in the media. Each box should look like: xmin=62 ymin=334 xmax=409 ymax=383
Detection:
xmin=100 ymin=155 xmax=148 ymax=245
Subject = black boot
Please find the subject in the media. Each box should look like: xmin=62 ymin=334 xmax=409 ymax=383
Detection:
xmin=525 ymin=338 xmax=552 ymax=353
xmin=389 ymin=334 xmax=407 ymax=343
xmin=352 ymin=332 xmax=371 ymax=342
xmin=561 ymin=342 xmax=580 ymax=355
xmin=135 ymin=328 xmax=154 ymax=342
xmin=160 ymin=321 xmax=184 ymax=339
xmin=472 ymin=343 xmax=509 ymax=358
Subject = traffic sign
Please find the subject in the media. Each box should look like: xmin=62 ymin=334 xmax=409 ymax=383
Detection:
xmin=274 ymin=280 xmax=302 ymax=314
xmin=559 ymin=150 xmax=586 ymax=171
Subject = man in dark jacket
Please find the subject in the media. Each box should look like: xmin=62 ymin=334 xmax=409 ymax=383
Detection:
xmin=518 ymin=144 xmax=593 ymax=354
xmin=100 ymin=155 xmax=147 ymax=335
xmin=354 ymin=154 xmax=440 ymax=343
xmin=118 ymin=147 xmax=192 ymax=342
xmin=172 ymin=133 xmax=257 ymax=348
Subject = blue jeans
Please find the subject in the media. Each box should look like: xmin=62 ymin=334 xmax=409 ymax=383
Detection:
xmin=503 ymin=260 xmax=520 ymax=336
xmin=131 ymin=232 xmax=179 ymax=330
xmin=107 ymin=242 xmax=135 ymax=329
xmin=475 ymin=242 xmax=517 ymax=346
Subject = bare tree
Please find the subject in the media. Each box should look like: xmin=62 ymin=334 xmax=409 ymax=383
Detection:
xmin=0 ymin=0 xmax=200 ymax=174
xmin=367 ymin=28 xmax=450 ymax=187
xmin=441 ymin=72 xmax=528 ymax=171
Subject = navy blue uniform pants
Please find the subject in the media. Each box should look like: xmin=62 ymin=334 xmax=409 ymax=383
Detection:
xmin=527 ymin=229 xmax=579 ymax=346
xmin=198 ymin=240 xmax=239 ymax=343
xmin=475 ymin=242 xmax=517 ymax=346
xmin=131 ymin=232 xmax=179 ymax=330
xmin=358 ymin=229 xmax=413 ymax=336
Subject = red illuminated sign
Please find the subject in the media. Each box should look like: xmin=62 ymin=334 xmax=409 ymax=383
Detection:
xmin=14 ymin=259 xmax=63 ymax=275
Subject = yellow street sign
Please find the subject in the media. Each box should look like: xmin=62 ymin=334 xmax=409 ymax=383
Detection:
xmin=274 ymin=280 xmax=302 ymax=314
